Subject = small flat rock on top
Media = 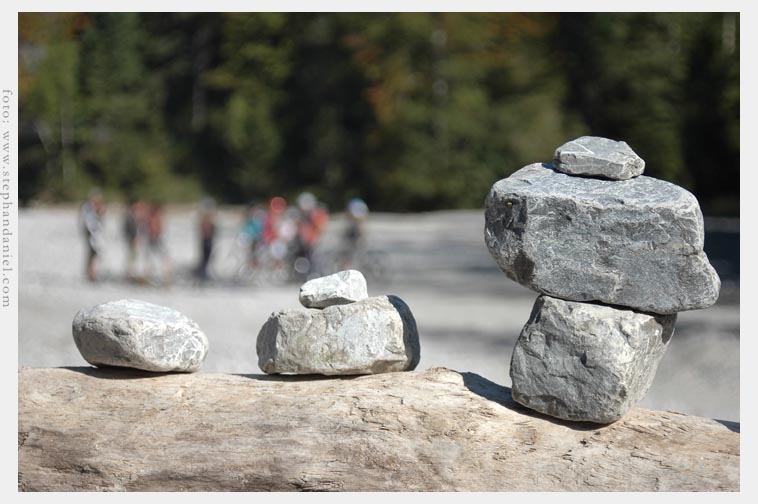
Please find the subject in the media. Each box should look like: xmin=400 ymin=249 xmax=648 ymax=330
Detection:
xmin=72 ymin=299 xmax=209 ymax=373
xmin=299 ymin=270 xmax=368 ymax=308
xmin=554 ymin=136 xmax=645 ymax=180
xmin=484 ymin=163 xmax=720 ymax=314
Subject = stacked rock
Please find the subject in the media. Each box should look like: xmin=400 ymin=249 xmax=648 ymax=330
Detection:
xmin=484 ymin=136 xmax=721 ymax=423
xmin=72 ymin=299 xmax=209 ymax=373
xmin=256 ymin=269 xmax=420 ymax=375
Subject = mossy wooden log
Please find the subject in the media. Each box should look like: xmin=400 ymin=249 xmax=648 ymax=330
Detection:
xmin=18 ymin=367 xmax=739 ymax=491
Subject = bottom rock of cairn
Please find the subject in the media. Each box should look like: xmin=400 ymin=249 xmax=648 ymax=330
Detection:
xmin=510 ymin=295 xmax=675 ymax=423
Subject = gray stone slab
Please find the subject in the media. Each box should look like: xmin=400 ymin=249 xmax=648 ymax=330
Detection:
xmin=299 ymin=269 xmax=368 ymax=308
xmin=484 ymin=163 xmax=720 ymax=314
xmin=554 ymin=136 xmax=645 ymax=180
xmin=72 ymin=299 xmax=209 ymax=372
xmin=510 ymin=295 xmax=676 ymax=423
xmin=257 ymin=295 xmax=420 ymax=375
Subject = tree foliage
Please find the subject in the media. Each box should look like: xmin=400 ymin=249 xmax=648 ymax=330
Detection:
xmin=19 ymin=12 xmax=739 ymax=215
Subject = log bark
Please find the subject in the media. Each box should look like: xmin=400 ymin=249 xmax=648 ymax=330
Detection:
xmin=18 ymin=367 xmax=739 ymax=491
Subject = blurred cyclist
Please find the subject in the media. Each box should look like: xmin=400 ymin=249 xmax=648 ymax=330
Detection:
xmin=262 ymin=196 xmax=293 ymax=274
xmin=240 ymin=201 xmax=266 ymax=269
xmin=341 ymin=197 xmax=368 ymax=269
xmin=80 ymin=188 xmax=106 ymax=282
xmin=123 ymin=196 xmax=144 ymax=281
xmin=291 ymin=192 xmax=329 ymax=276
xmin=144 ymin=202 xmax=173 ymax=285
xmin=196 ymin=198 xmax=217 ymax=281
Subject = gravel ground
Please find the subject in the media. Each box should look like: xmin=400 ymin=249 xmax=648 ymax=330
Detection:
xmin=18 ymin=206 xmax=739 ymax=422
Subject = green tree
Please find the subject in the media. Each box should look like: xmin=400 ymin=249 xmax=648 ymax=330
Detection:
xmin=17 ymin=12 xmax=739 ymax=215
xmin=555 ymin=12 xmax=739 ymax=214
xmin=205 ymin=13 xmax=293 ymax=201
xmin=78 ymin=13 xmax=183 ymax=201
xmin=346 ymin=13 xmax=578 ymax=210
xmin=19 ymin=13 xmax=85 ymax=201
xmin=680 ymin=13 xmax=739 ymax=215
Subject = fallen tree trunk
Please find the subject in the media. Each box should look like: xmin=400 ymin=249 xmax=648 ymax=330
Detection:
xmin=18 ymin=367 xmax=739 ymax=491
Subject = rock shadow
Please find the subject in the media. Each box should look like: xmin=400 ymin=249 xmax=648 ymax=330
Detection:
xmin=234 ymin=373 xmax=362 ymax=383
xmin=60 ymin=365 xmax=175 ymax=380
xmin=387 ymin=294 xmax=421 ymax=371
xmin=714 ymin=419 xmax=740 ymax=433
xmin=460 ymin=371 xmax=603 ymax=432
xmin=61 ymin=365 xmax=365 ymax=384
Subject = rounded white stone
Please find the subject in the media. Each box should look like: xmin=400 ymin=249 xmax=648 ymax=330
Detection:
xmin=72 ymin=299 xmax=209 ymax=372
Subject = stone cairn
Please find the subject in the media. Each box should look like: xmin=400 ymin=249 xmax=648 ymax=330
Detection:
xmin=257 ymin=269 xmax=420 ymax=375
xmin=484 ymin=136 xmax=721 ymax=423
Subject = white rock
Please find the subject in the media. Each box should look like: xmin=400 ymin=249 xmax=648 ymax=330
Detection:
xmin=299 ymin=269 xmax=368 ymax=308
xmin=553 ymin=136 xmax=645 ymax=180
xmin=72 ymin=299 xmax=209 ymax=373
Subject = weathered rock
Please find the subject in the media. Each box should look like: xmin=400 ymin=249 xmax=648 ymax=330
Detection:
xmin=72 ymin=299 xmax=208 ymax=372
xmin=257 ymin=295 xmax=420 ymax=375
xmin=299 ymin=269 xmax=368 ymax=308
xmin=553 ymin=136 xmax=645 ymax=180
xmin=484 ymin=163 xmax=720 ymax=314
xmin=510 ymin=295 xmax=676 ymax=424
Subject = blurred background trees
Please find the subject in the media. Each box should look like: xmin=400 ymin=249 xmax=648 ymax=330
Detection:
xmin=18 ymin=12 xmax=739 ymax=215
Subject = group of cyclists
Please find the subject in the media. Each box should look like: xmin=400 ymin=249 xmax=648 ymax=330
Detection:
xmin=230 ymin=192 xmax=330 ymax=283
xmin=229 ymin=192 xmax=371 ymax=284
xmin=79 ymin=189 xmax=370 ymax=286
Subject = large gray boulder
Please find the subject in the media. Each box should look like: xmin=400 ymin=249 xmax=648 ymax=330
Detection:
xmin=484 ymin=163 xmax=720 ymax=314
xmin=257 ymin=295 xmax=420 ymax=375
xmin=553 ymin=136 xmax=645 ymax=180
xmin=299 ymin=269 xmax=368 ymax=309
xmin=510 ymin=295 xmax=676 ymax=424
xmin=72 ymin=299 xmax=209 ymax=373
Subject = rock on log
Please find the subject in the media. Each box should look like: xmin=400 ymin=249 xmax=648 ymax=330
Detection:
xmin=18 ymin=367 xmax=739 ymax=491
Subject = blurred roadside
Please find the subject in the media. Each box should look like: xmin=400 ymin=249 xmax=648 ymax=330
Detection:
xmin=703 ymin=216 xmax=740 ymax=304
xmin=17 ymin=206 xmax=740 ymax=422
